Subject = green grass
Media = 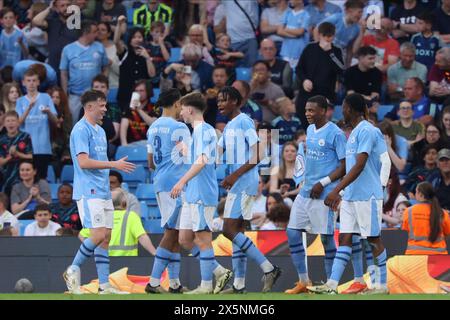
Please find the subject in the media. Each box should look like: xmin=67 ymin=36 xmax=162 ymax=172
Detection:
xmin=0 ymin=293 xmax=449 ymax=300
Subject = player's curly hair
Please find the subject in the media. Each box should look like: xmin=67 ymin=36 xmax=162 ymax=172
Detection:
xmin=218 ymin=86 xmax=242 ymax=107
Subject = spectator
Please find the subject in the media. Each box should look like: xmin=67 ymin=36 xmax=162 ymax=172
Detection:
xmin=386 ymin=78 xmax=432 ymax=124
xmin=0 ymin=192 xmax=19 ymax=236
xmin=94 ymin=0 xmax=127 ymax=30
xmin=0 ymin=7 xmax=28 ymax=68
xmin=9 ymin=0 xmax=32 ymax=27
xmin=382 ymin=169 xmax=408 ymax=225
xmin=56 ymin=227 xmax=76 ymax=236
xmin=271 ymin=97 xmax=301 ymax=145
xmin=390 ymin=0 xmax=423 ymax=44
xmin=132 ymin=0 xmax=173 ymax=36
xmin=16 ymin=69 xmax=57 ymax=180
xmin=402 ymin=181 xmax=450 ymax=254
xmin=294 ymin=129 xmax=307 ymax=145
xmin=269 ymin=141 xmax=300 ymax=201
xmin=0 ymin=111 xmax=32 ymax=195
xmin=296 ymin=22 xmax=344 ymax=129
xmin=178 ymin=43 xmax=213 ymax=92
xmin=24 ymin=203 xmax=61 ymax=236
xmin=249 ymin=60 xmax=286 ymax=123
xmin=261 ymin=203 xmax=290 ymax=230
xmin=97 ymin=21 xmax=120 ymax=92
xmin=344 ymin=46 xmax=382 ymax=103
xmin=109 ymin=171 xmax=141 ymax=216
xmin=428 ymin=47 xmax=450 ymax=103
xmin=411 ymin=124 xmax=450 ymax=167
xmin=251 ymin=175 xmax=268 ymax=225
xmin=160 ymin=62 xmax=195 ymax=96
xmin=252 ymin=191 xmax=284 ymax=229
xmin=404 ymin=145 xmax=439 ymax=195
xmin=0 ymin=65 xmax=13 ymax=85
xmin=387 ymin=43 xmax=428 ymax=102
xmin=427 ymin=148 xmax=450 ymax=210
xmin=383 ymin=200 xmax=411 ymax=229
xmin=411 ymin=12 xmax=444 ymax=71
xmin=233 ymin=80 xmax=263 ymax=128
xmin=392 ymin=100 xmax=425 ymax=144
xmin=378 ymin=120 xmax=409 ymax=173
xmin=1 ymin=82 xmax=21 ymax=112
xmin=60 ymin=20 xmax=110 ymax=125
xmin=277 ymin=0 xmax=310 ymax=69
xmin=0 ymin=104 xmax=4 ymax=135
xmin=433 ymin=0 xmax=450 ymax=44
xmin=187 ymin=24 xmax=214 ymax=65
xmin=210 ymin=33 xmax=244 ymax=71
xmin=260 ymin=0 xmax=289 ymax=52
xmin=315 ymin=0 xmax=364 ymax=65
xmin=12 ymin=61 xmax=57 ymax=93
xmin=120 ymin=80 xmax=157 ymax=146
xmin=362 ymin=17 xmax=400 ymax=76
xmin=222 ymin=0 xmax=260 ymax=68
xmin=22 ymin=2 xmax=49 ymax=62
xmin=10 ymin=161 xmax=51 ymax=215
xmin=50 ymin=183 xmax=81 ymax=231
xmin=115 ymin=17 xmax=156 ymax=112
xmin=147 ymin=21 xmax=170 ymax=87
xmin=212 ymin=0 xmax=226 ymax=36
xmin=205 ymin=65 xmax=229 ymax=130
xmin=32 ymin=0 xmax=80 ymax=78
xmin=259 ymin=38 xmax=292 ymax=91
xmin=439 ymin=105 xmax=450 ymax=141
xmin=47 ymin=86 xmax=72 ymax=172
xmin=305 ymin=0 xmax=341 ymax=30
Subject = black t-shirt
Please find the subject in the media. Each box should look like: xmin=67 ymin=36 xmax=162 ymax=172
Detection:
xmin=270 ymin=59 xmax=289 ymax=87
xmin=433 ymin=6 xmax=450 ymax=35
xmin=344 ymin=65 xmax=382 ymax=96
xmin=94 ymin=3 xmax=127 ymax=26
xmin=390 ymin=3 xmax=424 ymax=43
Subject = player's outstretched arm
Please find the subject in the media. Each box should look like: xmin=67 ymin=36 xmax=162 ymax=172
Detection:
xmin=77 ymin=154 xmax=136 ymax=173
xmin=170 ymin=154 xmax=208 ymax=198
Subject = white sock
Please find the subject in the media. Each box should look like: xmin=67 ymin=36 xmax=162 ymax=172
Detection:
xmin=150 ymin=277 xmax=160 ymax=287
xmin=213 ymin=264 xmax=226 ymax=277
xmin=260 ymin=260 xmax=274 ymax=273
xmin=169 ymin=278 xmax=181 ymax=289
xmin=326 ymin=279 xmax=338 ymax=290
xmin=354 ymin=277 xmax=365 ymax=284
xmin=233 ymin=277 xmax=245 ymax=290
xmin=298 ymin=273 xmax=309 ymax=284
xmin=201 ymin=280 xmax=213 ymax=290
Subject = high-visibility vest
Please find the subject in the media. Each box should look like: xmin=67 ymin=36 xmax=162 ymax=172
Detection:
xmin=133 ymin=3 xmax=173 ymax=34
xmin=401 ymin=203 xmax=450 ymax=255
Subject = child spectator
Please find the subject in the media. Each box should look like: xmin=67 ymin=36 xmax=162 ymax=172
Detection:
xmin=148 ymin=21 xmax=171 ymax=87
xmin=50 ymin=184 xmax=81 ymax=231
xmin=261 ymin=202 xmax=290 ymax=230
xmin=0 ymin=111 xmax=33 ymax=195
xmin=210 ymin=33 xmax=244 ymax=70
xmin=0 ymin=7 xmax=29 ymax=68
xmin=1 ymin=82 xmax=21 ymax=112
xmin=392 ymin=100 xmax=425 ymax=145
xmin=0 ymin=192 xmax=19 ymax=236
xmin=411 ymin=12 xmax=444 ymax=71
xmin=24 ymin=203 xmax=61 ymax=236
xmin=277 ymin=0 xmax=310 ymax=69
xmin=383 ymin=200 xmax=411 ymax=228
xmin=22 ymin=2 xmax=49 ymax=62
xmin=271 ymin=97 xmax=302 ymax=145
xmin=10 ymin=161 xmax=51 ymax=216
xmin=16 ymin=69 xmax=57 ymax=179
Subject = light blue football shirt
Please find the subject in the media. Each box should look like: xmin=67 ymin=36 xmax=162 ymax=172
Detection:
xmin=16 ymin=93 xmax=57 ymax=155
xmin=218 ymin=113 xmax=259 ymax=196
xmin=185 ymin=122 xmax=218 ymax=206
xmin=280 ymin=9 xmax=311 ymax=60
xmin=300 ymin=122 xmax=346 ymax=200
xmin=0 ymin=29 xmax=27 ymax=68
xmin=305 ymin=1 xmax=342 ymax=28
xmin=147 ymin=117 xmax=191 ymax=193
xmin=60 ymin=41 xmax=109 ymax=95
xmin=343 ymin=120 xmax=387 ymax=201
xmin=320 ymin=13 xmax=360 ymax=49
xmin=70 ymin=118 xmax=110 ymax=200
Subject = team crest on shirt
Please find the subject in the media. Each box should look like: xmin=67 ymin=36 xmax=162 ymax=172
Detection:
xmin=94 ymin=214 xmax=102 ymax=224
xmin=417 ymin=104 xmax=424 ymax=111
xmin=350 ymin=136 xmax=356 ymax=143
xmin=93 ymin=52 xmax=100 ymax=59
xmin=430 ymin=43 xmax=436 ymax=49
xmin=318 ymin=139 xmax=325 ymax=147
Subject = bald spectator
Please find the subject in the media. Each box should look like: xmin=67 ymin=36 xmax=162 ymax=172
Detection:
xmin=259 ymin=38 xmax=292 ymax=90
xmin=362 ymin=17 xmax=400 ymax=76
xmin=428 ymin=48 xmax=450 ymax=103
xmin=432 ymin=0 xmax=450 ymax=44
xmin=387 ymin=42 xmax=427 ymax=101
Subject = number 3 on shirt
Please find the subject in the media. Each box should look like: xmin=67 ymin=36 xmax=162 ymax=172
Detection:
xmin=153 ymin=136 xmax=162 ymax=164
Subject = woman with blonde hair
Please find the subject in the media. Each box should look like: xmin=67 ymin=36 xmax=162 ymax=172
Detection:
xmin=1 ymin=82 xmax=21 ymax=112
xmin=269 ymin=141 xmax=300 ymax=201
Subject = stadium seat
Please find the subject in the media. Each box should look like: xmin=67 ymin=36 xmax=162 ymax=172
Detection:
xmin=168 ymin=47 xmax=181 ymax=63
xmin=60 ymin=165 xmax=74 ymax=183
xmin=147 ymin=205 xmax=161 ymax=219
xmin=126 ymin=8 xmax=134 ymax=25
xmin=144 ymin=219 xmax=164 ymax=234
xmin=113 ymin=165 xmax=146 ymax=192
xmin=139 ymin=201 xmax=148 ymax=218
xmin=150 ymin=88 xmax=160 ymax=104
xmin=377 ymin=105 xmax=394 ymax=120
xmin=236 ymin=67 xmax=252 ymax=81
xmin=19 ymin=220 xmax=34 ymax=236
xmin=49 ymin=183 xmax=60 ymax=202
xmin=115 ymin=145 xmax=148 ymax=167
xmin=135 ymin=183 xmax=156 ymax=203
xmin=121 ymin=182 xmax=129 ymax=192
xmin=107 ymin=88 xmax=118 ymax=103
xmin=47 ymin=166 xmax=56 ymax=183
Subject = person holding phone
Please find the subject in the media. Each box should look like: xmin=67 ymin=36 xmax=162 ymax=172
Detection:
xmin=160 ymin=63 xmax=195 ymax=96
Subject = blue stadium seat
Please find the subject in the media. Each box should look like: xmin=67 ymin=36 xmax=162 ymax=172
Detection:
xmin=60 ymin=165 xmax=74 ymax=183
xmin=139 ymin=201 xmax=149 ymax=218
xmin=127 ymin=8 xmax=134 ymax=25
xmin=144 ymin=219 xmax=164 ymax=234
xmin=107 ymin=88 xmax=118 ymax=103
xmin=135 ymin=183 xmax=156 ymax=202
xmin=150 ymin=88 xmax=160 ymax=104
xmin=115 ymin=145 xmax=148 ymax=167
xmin=47 ymin=166 xmax=56 ymax=183
xmin=49 ymin=183 xmax=60 ymax=202
xmin=377 ymin=105 xmax=394 ymax=120
xmin=147 ymin=205 xmax=161 ymax=219
xmin=168 ymin=47 xmax=181 ymax=63
xmin=113 ymin=165 xmax=146 ymax=192
xmin=19 ymin=220 xmax=35 ymax=236
xmin=236 ymin=67 xmax=251 ymax=81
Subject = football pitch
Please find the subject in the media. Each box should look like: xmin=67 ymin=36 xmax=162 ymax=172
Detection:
xmin=0 ymin=293 xmax=449 ymax=300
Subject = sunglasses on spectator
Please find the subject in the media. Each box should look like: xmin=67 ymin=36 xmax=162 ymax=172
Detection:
xmin=399 ymin=106 xmax=412 ymax=110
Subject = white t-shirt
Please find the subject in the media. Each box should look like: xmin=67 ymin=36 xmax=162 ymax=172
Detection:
xmin=0 ymin=210 xmax=19 ymax=230
xmin=251 ymin=195 xmax=267 ymax=215
xmin=24 ymin=221 xmax=61 ymax=236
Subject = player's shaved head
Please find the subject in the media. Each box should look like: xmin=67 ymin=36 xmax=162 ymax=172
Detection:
xmin=307 ymin=95 xmax=328 ymax=110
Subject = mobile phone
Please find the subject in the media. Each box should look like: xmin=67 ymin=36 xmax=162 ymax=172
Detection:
xmin=182 ymin=66 xmax=192 ymax=74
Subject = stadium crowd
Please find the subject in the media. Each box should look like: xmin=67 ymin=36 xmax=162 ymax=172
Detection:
xmin=0 ymin=0 xmax=449 ymax=243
